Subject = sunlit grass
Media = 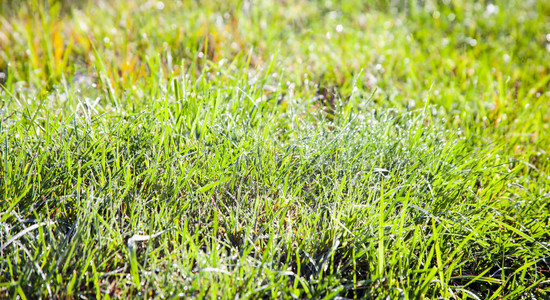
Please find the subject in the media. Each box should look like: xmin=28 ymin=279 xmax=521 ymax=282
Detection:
xmin=1 ymin=0 xmax=549 ymax=298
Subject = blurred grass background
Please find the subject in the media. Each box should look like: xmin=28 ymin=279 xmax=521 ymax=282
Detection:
xmin=2 ymin=0 xmax=549 ymax=159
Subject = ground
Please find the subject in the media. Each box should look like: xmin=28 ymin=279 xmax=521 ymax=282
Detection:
xmin=0 ymin=0 xmax=549 ymax=298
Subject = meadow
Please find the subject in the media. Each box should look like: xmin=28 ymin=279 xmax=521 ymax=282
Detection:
xmin=0 ymin=0 xmax=549 ymax=298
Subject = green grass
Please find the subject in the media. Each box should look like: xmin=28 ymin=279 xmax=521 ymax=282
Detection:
xmin=1 ymin=0 xmax=549 ymax=298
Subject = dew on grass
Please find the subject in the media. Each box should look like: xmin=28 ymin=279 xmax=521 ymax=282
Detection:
xmin=79 ymin=20 xmax=88 ymax=31
xmin=328 ymin=11 xmax=339 ymax=19
xmin=365 ymin=72 xmax=377 ymax=87
xmin=448 ymin=13 xmax=456 ymax=22
xmin=485 ymin=4 xmax=498 ymax=16
xmin=215 ymin=14 xmax=224 ymax=27
xmin=407 ymin=99 xmax=416 ymax=110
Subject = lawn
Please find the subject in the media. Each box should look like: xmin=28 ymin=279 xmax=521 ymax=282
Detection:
xmin=1 ymin=0 xmax=549 ymax=298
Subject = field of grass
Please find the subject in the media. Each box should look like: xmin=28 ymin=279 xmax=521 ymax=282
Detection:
xmin=1 ymin=0 xmax=549 ymax=298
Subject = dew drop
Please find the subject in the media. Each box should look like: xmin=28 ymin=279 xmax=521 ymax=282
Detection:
xmin=448 ymin=13 xmax=456 ymax=22
xmin=486 ymin=3 xmax=498 ymax=15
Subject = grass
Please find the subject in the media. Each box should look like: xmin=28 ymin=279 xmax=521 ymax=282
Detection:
xmin=1 ymin=0 xmax=549 ymax=298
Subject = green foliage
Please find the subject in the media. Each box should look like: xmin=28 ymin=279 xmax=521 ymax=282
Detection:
xmin=1 ymin=0 xmax=549 ymax=298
